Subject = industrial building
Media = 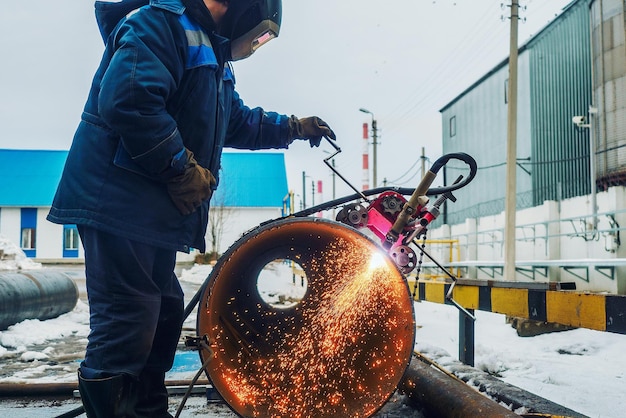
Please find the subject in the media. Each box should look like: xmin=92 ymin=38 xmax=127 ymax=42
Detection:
xmin=430 ymin=0 xmax=626 ymax=294
xmin=440 ymin=0 xmax=595 ymax=222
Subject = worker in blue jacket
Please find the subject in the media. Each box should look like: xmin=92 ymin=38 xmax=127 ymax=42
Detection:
xmin=47 ymin=0 xmax=335 ymax=416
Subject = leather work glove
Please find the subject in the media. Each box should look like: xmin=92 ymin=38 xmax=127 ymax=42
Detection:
xmin=289 ymin=116 xmax=336 ymax=147
xmin=167 ymin=149 xmax=216 ymax=215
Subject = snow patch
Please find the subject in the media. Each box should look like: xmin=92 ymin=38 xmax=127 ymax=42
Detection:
xmin=20 ymin=351 xmax=49 ymax=362
xmin=0 ymin=300 xmax=89 ymax=350
xmin=0 ymin=235 xmax=42 ymax=270
xmin=179 ymin=263 xmax=212 ymax=285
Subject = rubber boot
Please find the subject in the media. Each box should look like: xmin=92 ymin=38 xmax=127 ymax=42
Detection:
xmin=135 ymin=369 xmax=173 ymax=418
xmin=78 ymin=370 xmax=137 ymax=418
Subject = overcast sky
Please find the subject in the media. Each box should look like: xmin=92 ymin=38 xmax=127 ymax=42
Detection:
xmin=0 ymin=0 xmax=573 ymax=209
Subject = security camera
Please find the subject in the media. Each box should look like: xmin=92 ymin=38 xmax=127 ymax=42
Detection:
xmin=572 ymin=115 xmax=587 ymax=127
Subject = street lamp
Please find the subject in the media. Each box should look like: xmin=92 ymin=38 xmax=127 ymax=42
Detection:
xmin=359 ymin=108 xmax=378 ymax=188
xmin=301 ymin=171 xmax=309 ymax=209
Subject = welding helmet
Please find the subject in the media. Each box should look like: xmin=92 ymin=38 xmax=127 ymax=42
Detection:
xmin=219 ymin=0 xmax=282 ymax=61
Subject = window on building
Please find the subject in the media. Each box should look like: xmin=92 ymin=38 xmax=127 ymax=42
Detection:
xmin=64 ymin=226 xmax=79 ymax=250
xmin=21 ymin=227 xmax=36 ymax=249
xmin=449 ymin=116 xmax=457 ymax=137
xmin=63 ymin=225 xmax=80 ymax=258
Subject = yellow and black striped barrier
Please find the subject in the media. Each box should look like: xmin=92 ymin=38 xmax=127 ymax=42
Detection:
xmin=409 ymin=279 xmax=626 ymax=335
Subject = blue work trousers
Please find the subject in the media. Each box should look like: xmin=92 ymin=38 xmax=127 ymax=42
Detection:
xmin=78 ymin=225 xmax=184 ymax=379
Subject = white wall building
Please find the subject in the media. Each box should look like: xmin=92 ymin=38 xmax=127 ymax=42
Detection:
xmin=0 ymin=150 xmax=289 ymax=264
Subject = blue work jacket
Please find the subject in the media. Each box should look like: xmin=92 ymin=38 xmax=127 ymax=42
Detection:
xmin=47 ymin=0 xmax=291 ymax=253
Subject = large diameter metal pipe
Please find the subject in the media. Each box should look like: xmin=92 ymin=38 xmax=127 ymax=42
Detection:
xmin=198 ymin=218 xmax=416 ymax=418
xmin=398 ymin=357 xmax=519 ymax=418
xmin=0 ymin=271 xmax=78 ymax=330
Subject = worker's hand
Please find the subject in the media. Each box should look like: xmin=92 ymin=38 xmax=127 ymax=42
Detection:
xmin=167 ymin=150 xmax=216 ymax=215
xmin=289 ymin=116 xmax=336 ymax=147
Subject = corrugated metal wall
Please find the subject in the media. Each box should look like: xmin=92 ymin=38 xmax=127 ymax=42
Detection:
xmin=440 ymin=57 xmax=533 ymax=225
xmin=440 ymin=0 xmax=594 ymax=225
xmin=527 ymin=0 xmax=593 ymax=205
xmin=590 ymin=0 xmax=626 ymax=190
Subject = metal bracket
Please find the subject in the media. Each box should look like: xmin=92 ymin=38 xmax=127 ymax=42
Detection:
xmin=446 ymin=281 xmax=477 ymax=322
xmin=185 ymin=335 xmax=210 ymax=351
xmin=415 ymin=242 xmax=476 ymax=322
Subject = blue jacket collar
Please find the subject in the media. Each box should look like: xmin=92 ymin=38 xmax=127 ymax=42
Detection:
xmin=95 ymin=0 xmax=186 ymax=43
xmin=150 ymin=0 xmax=185 ymax=14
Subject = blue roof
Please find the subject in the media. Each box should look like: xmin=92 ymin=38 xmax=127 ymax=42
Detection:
xmin=0 ymin=149 xmax=288 ymax=208
xmin=213 ymin=152 xmax=288 ymax=207
xmin=0 ymin=149 xmax=67 ymax=207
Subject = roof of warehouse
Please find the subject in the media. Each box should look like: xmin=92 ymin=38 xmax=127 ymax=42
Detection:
xmin=0 ymin=149 xmax=288 ymax=208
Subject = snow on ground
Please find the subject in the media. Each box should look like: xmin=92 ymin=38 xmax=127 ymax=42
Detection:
xmin=412 ymin=302 xmax=625 ymax=418
xmin=1 ymin=261 xmax=625 ymax=417
xmin=0 ymin=234 xmax=41 ymax=270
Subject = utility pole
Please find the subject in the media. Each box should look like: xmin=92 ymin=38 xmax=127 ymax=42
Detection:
xmin=504 ymin=0 xmax=520 ymax=281
xmin=359 ymin=108 xmax=378 ymax=188
xmin=372 ymin=119 xmax=378 ymax=188
xmin=589 ymin=106 xmax=598 ymax=230
xmin=573 ymin=107 xmax=598 ymax=230
xmin=420 ymin=147 xmax=426 ymax=179
xmin=302 ymin=171 xmax=307 ymax=209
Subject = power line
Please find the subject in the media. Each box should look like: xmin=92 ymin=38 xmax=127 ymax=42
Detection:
xmin=381 ymin=1 xmax=569 ymax=139
xmin=382 ymin=0 xmax=503 ymax=129
xmin=445 ymin=153 xmax=591 ymax=172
